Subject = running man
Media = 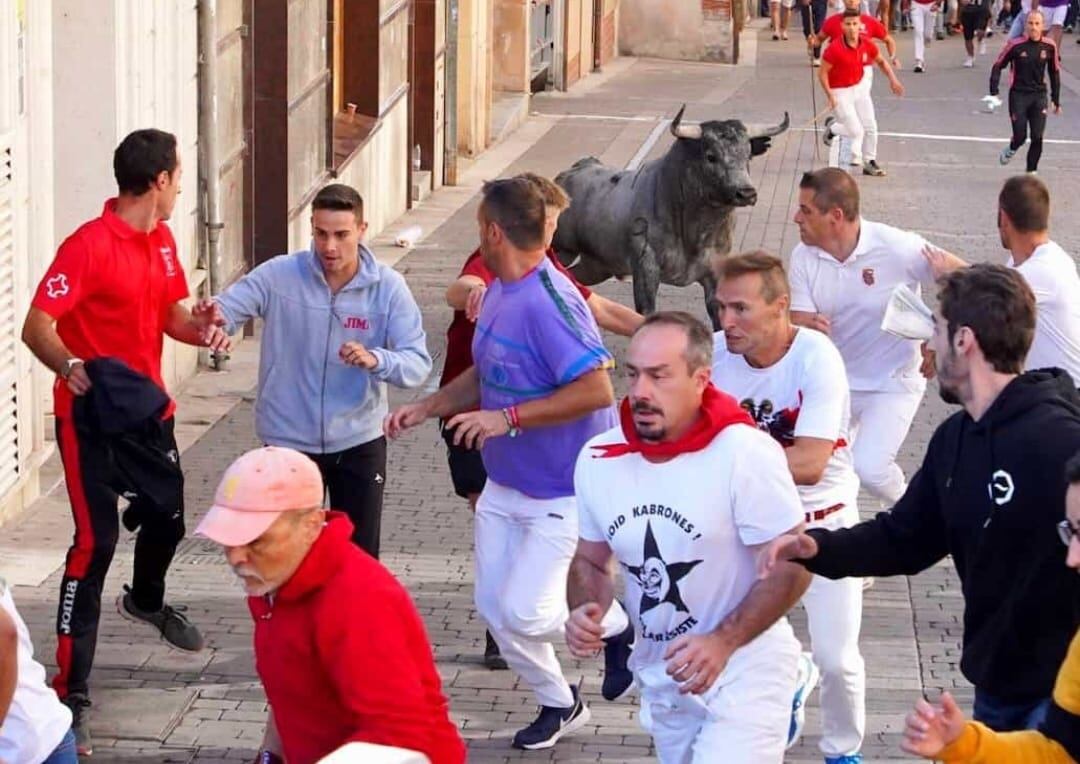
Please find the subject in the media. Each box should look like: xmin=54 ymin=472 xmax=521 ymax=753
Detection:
xmin=20 ymin=129 xmax=229 ymax=755
xmin=386 ymin=176 xmax=632 ymax=751
xmin=960 ymin=0 xmax=994 ymax=64
xmin=911 ymin=0 xmax=940 ymax=71
xmin=991 ymin=10 xmax=1061 ymax=174
xmin=439 ymin=173 xmax=641 ymax=669
xmin=789 ymin=168 xmax=937 ymax=508
xmin=712 ymin=254 xmax=866 ymax=764
xmin=566 ymin=312 xmax=811 ymax=763
xmin=772 ymin=0 xmax=795 ymax=39
xmin=819 ymin=10 xmax=905 ymax=177
xmin=811 ymin=0 xmax=900 ymax=167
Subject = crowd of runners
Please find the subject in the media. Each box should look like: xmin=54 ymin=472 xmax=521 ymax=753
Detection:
xmin=1 ymin=10 xmax=1080 ymax=764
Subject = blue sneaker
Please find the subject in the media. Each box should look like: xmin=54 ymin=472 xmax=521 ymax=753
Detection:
xmin=825 ymin=755 xmax=864 ymax=764
xmin=787 ymin=652 xmax=821 ymax=749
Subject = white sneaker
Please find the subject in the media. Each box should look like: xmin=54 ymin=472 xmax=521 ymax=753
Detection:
xmin=963 ymin=56 xmax=974 ymax=67
xmin=786 ymin=653 xmax=821 ymax=750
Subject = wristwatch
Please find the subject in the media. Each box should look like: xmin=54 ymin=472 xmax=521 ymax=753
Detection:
xmin=61 ymin=358 xmax=83 ymax=379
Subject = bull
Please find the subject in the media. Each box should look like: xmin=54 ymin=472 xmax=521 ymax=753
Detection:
xmin=552 ymin=106 xmax=789 ymax=329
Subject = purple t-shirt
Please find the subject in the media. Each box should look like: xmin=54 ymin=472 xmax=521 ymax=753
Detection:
xmin=472 ymin=258 xmax=616 ymax=499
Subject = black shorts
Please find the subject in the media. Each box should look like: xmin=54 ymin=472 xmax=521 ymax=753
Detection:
xmin=441 ymin=421 xmax=487 ymax=499
xmin=961 ymin=5 xmax=990 ymax=38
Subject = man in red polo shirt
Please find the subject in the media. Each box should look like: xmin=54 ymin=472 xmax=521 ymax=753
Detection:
xmin=440 ymin=173 xmax=642 ymax=669
xmin=820 ymin=10 xmax=905 ymax=177
xmin=21 ymin=129 xmax=229 ymax=756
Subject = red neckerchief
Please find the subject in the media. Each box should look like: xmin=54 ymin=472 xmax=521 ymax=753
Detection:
xmin=591 ymin=384 xmax=754 ymax=459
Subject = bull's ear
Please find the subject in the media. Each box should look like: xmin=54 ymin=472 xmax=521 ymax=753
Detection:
xmin=750 ymin=136 xmax=772 ymax=157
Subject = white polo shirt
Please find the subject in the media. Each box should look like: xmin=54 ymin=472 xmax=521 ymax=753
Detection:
xmin=788 ymin=219 xmax=934 ymax=394
xmin=575 ymin=423 xmax=803 ymax=673
xmin=1007 ymin=241 xmax=1080 ymax=385
xmin=712 ymin=328 xmax=860 ymax=528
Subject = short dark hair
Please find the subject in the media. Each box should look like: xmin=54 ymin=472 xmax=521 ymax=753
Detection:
xmin=842 ymin=7 xmax=862 ymax=17
xmin=519 ymin=172 xmax=571 ymax=211
xmin=715 ymin=251 xmax=790 ymax=303
xmin=113 ymin=129 xmax=178 ymax=195
xmin=999 ymin=175 xmax=1049 ymax=233
xmin=635 ymin=311 xmax=714 ymax=371
xmin=938 ymin=263 xmax=1036 ymax=374
xmin=799 ymin=168 xmax=860 ymax=222
xmin=312 ymin=183 xmax=364 ymax=221
xmin=1066 ymin=451 xmax=1080 ymax=484
xmin=479 ymin=177 xmax=547 ymax=250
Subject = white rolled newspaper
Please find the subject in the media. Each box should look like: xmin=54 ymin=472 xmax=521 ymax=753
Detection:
xmin=881 ymin=283 xmax=935 ymax=341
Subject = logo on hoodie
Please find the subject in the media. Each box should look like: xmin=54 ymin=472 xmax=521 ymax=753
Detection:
xmin=988 ymin=469 xmax=1015 ymax=506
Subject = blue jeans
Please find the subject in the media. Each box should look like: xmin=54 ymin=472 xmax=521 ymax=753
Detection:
xmin=973 ymin=690 xmax=1052 ymax=732
xmin=41 ymin=729 xmax=78 ymax=764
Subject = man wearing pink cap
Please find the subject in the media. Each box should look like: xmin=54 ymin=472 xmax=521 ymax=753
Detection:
xmin=196 ymin=447 xmax=465 ymax=764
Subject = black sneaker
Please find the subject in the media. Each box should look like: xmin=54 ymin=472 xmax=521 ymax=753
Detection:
xmin=483 ymin=630 xmax=508 ymax=670
xmin=823 ymin=116 xmax=836 ymax=146
xmin=118 ymin=586 xmax=205 ymax=652
xmin=63 ymin=693 xmax=93 ymax=756
xmin=511 ymin=685 xmax=591 ymax=750
xmin=863 ymin=160 xmax=887 ymax=177
xmin=601 ymin=620 xmax=635 ymax=701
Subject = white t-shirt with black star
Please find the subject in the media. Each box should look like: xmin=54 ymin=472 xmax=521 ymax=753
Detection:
xmin=575 ymin=423 xmax=804 ymax=672
xmin=711 ymin=328 xmax=860 ymax=528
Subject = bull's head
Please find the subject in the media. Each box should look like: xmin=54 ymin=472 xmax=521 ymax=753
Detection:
xmin=669 ymin=105 xmax=789 ymax=207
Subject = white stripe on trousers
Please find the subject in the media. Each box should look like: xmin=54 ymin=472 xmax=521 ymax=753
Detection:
xmin=474 ymin=480 xmax=628 ymax=708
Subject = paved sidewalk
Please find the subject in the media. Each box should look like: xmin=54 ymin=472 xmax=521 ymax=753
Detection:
xmin=4 ymin=29 xmax=1080 ymax=762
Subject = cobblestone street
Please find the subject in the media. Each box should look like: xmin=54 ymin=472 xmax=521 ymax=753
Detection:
xmin=4 ymin=24 xmax=1080 ymax=762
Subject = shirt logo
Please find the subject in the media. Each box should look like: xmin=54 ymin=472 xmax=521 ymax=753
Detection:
xmin=45 ymin=274 xmax=70 ymax=299
xmin=624 ymin=521 xmax=702 ymax=618
xmin=988 ymin=469 xmax=1015 ymax=506
xmin=343 ymin=316 xmax=369 ymax=330
xmin=160 ymin=247 xmax=177 ymax=277
xmin=862 ymin=267 xmax=876 ymax=286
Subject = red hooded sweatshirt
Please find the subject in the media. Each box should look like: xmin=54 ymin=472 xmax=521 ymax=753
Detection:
xmin=248 ymin=512 xmax=466 ymax=764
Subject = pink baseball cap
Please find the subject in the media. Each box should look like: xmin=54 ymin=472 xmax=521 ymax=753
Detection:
xmin=196 ymin=447 xmax=325 ymax=547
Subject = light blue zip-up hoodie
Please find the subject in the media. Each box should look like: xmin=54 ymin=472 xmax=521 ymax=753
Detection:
xmin=215 ymin=244 xmax=432 ymax=454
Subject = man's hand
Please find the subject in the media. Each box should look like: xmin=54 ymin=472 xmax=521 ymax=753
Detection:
xmin=806 ymin=313 xmax=832 ymax=334
xmin=1054 ymin=103 xmax=1063 ymax=115
xmin=566 ymin=603 xmax=606 ymax=657
xmin=756 ymin=532 xmax=819 ymax=578
xmin=664 ymin=632 xmax=735 ymax=695
xmin=892 ymin=56 xmax=902 ymax=69
xmin=66 ymin=361 xmax=92 ymax=396
xmin=383 ymin=401 xmax=433 ymax=439
xmin=339 ymin=341 xmax=378 ymax=370
xmin=445 ymin=409 xmax=510 ymax=450
xmin=890 ymin=78 xmax=905 ymax=96
xmin=807 ymin=33 xmax=819 ymax=47
xmin=827 ymin=93 xmax=838 ymax=110
xmin=192 ymin=299 xmax=232 ymax=352
xmin=920 ymin=342 xmax=937 ymax=379
xmin=922 ymin=244 xmax=968 ymax=279
xmin=465 ymin=283 xmax=487 ymax=322
xmin=192 ymin=298 xmax=226 ymax=328
xmin=900 ymin=691 xmax=967 ymax=758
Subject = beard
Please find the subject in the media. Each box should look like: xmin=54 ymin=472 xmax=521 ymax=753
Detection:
xmin=631 ymin=401 xmax=666 ymax=442
xmin=232 ymin=565 xmax=272 ymax=597
xmin=937 ymin=382 xmax=961 ymax=405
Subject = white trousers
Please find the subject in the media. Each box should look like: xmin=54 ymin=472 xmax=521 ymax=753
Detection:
xmin=831 ymin=83 xmax=879 ymax=163
xmin=838 ymin=68 xmax=876 ymax=165
xmin=640 ymin=622 xmax=800 ymax=764
xmin=911 ymin=2 xmax=937 ymax=62
xmin=474 ymin=480 xmax=628 ymax=708
xmin=802 ymin=569 xmax=867 ymax=756
xmin=849 ymin=388 xmax=924 ymax=505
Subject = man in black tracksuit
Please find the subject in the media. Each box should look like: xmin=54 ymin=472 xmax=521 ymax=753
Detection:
xmin=761 ymin=264 xmax=1080 ymax=733
xmin=990 ymin=9 xmax=1062 ymax=173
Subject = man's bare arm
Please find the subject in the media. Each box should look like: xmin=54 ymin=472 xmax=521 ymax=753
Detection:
xmin=446 ymin=275 xmax=485 ymax=311
xmin=516 ymin=368 xmax=614 ymax=429
xmin=0 ymin=606 xmax=17 ymax=724
xmin=786 ymin=437 xmax=835 ymax=486
xmin=791 ymin=310 xmax=831 ymax=334
xmin=21 ymin=307 xmax=76 ymax=376
xmin=586 ymin=294 xmax=645 ymax=338
xmin=714 ymin=528 xmax=812 ymax=650
xmin=567 ymin=539 xmax=616 ymax=612
xmin=425 ymin=367 xmax=482 ymax=419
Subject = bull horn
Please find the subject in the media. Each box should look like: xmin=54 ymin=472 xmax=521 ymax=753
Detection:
xmin=670 ymin=105 xmax=703 ymax=140
xmin=746 ymin=112 xmax=790 ymax=139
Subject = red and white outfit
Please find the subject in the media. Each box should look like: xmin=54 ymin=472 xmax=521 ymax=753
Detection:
xmin=820 ymin=13 xmax=889 ymax=165
xmin=789 ymin=220 xmax=934 ymax=506
xmin=575 ymin=388 xmax=804 ymax=763
xmin=823 ymin=35 xmax=882 ymax=165
xmin=911 ymin=0 xmax=938 ymax=64
xmin=712 ymin=329 xmax=866 ymax=759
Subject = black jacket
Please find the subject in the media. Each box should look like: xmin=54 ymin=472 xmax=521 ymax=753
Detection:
xmin=990 ymin=36 xmax=1061 ymax=105
xmin=806 ymin=370 xmax=1080 ymax=701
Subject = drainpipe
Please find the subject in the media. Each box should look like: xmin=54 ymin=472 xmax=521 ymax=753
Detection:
xmin=197 ymin=0 xmax=226 ymax=369
xmin=444 ymin=0 xmax=459 ymax=185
